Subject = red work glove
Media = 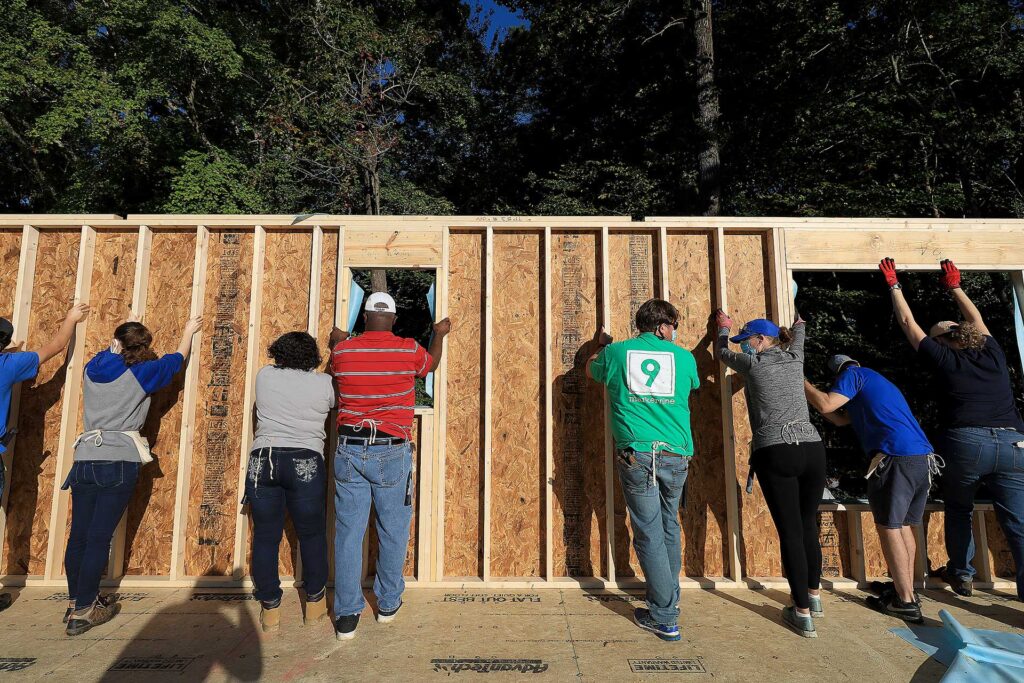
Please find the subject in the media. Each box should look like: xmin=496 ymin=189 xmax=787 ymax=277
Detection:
xmin=879 ymin=257 xmax=899 ymax=288
xmin=940 ymin=259 xmax=961 ymax=290
xmin=715 ymin=309 xmax=733 ymax=330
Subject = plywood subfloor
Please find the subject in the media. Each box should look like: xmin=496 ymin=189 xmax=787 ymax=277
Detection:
xmin=3 ymin=230 xmax=80 ymax=575
xmin=0 ymin=586 xmax=1015 ymax=681
xmin=126 ymin=230 xmax=197 ymax=576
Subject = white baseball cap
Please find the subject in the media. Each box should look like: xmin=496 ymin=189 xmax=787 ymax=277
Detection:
xmin=364 ymin=292 xmax=397 ymax=314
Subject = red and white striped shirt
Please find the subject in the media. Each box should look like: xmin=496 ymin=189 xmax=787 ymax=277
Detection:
xmin=331 ymin=331 xmax=433 ymax=439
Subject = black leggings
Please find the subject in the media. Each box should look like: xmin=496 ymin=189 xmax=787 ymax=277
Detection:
xmin=751 ymin=441 xmax=827 ymax=610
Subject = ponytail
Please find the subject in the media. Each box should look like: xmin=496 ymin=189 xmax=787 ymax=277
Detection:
xmin=114 ymin=322 xmax=158 ymax=367
xmin=777 ymin=327 xmax=794 ymax=349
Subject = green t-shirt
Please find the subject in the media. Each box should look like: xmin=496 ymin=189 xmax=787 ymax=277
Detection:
xmin=589 ymin=333 xmax=700 ymax=456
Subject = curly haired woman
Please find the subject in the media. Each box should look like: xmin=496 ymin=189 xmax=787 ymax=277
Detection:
xmin=245 ymin=331 xmax=335 ymax=632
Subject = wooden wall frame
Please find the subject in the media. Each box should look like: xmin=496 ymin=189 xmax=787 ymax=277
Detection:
xmin=0 ymin=214 xmax=1018 ymax=591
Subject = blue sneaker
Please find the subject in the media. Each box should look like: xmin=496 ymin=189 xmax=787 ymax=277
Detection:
xmin=633 ymin=608 xmax=681 ymax=641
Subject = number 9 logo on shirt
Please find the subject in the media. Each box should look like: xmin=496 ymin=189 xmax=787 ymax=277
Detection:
xmin=626 ymin=350 xmax=675 ymax=397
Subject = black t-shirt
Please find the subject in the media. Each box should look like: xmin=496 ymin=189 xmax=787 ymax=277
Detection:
xmin=917 ymin=335 xmax=1024 ymax=432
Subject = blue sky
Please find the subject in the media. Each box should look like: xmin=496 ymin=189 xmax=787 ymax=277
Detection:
xmin=465 ymin=0 xmax=529 ymax=47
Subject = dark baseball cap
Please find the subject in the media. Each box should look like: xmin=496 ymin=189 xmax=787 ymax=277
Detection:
xmin=827 ymin=354 xmax=859 ymax=375
xmin=0 ymin=318 xmax=13 ymax=348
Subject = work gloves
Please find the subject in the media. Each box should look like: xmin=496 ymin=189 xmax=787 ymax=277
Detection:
xmin=878 ymin=257 xmax=899 ymax=288
xmin=715 ymin=309 xmax=733 ymax=330
xmin=940 ymin=259 xmax=961 ymax=290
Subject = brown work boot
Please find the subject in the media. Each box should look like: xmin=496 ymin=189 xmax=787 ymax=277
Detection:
xmin=66 ymin=598 xmax=120 ymax=636
xmin=304 ymin=597 xmax=328 ymax=625
xmin=260 ymin=603 xmax=281 ymax=633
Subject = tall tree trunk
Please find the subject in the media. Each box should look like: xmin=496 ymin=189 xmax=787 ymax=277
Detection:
xmin=361 ymin=162 xmax=388 ymax=292
xmin=692 ymin=0 xmax=721 ymax=216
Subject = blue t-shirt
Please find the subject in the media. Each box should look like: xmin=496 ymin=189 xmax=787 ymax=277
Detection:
xmin=0 ymin=351 xmax=40 ymax=453
xmin=85 ymin=348 xmax=184 ymax=393
xmin=831 ymin=366 xmax=933 ymax=457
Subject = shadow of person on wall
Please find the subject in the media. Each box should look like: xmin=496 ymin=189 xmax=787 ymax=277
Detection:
xmin=98 ymin=597 xmax=263 ymax=682
xmin=2 ymin=340 xmax=73 ymax=575
xmin=551 ymin=332 xmax=605 ymax=580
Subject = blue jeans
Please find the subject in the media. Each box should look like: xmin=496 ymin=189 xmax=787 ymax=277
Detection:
xmin=244 ymin=447 xmax=329 ymax=605
xmin=62 ymin=460 xmax=140 ymax=609
xmin=942 ymin=427 xmax=1024 ymax=599
xmin=615 ymin=449 xmax=689 ymax=626
xmin=333 ymin=438 xmax=414 ymax=617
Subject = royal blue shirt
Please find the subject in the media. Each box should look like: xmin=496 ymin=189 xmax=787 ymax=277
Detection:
xmin=0 ymin=351 xmax=40 ymax=453
xmin=831 ymin=366 xmax=933 ymax=457
xmin=85 ymin=348 xmax=183 ymax=393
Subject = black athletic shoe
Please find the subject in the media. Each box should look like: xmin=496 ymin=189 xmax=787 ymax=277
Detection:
xmin=868 ymin=580 xmax=894 ymax=596
xmin=934 ymin=565 xmax=973 ymax=597
xmin=377 ymin=601 xmax=401 ymax=624
xmin=866 ymin=592 xmax=923 ymax=623
xmin=334 ymin=613 xmax=360 ymax=640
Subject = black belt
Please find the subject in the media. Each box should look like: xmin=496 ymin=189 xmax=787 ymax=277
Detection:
xmin=337 ymin=427 xmax=406 ymax=446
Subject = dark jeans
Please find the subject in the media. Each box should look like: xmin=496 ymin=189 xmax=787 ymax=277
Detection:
xmin=63 ymin=460 xmax=140 ymax=610
xmin=751 ymin=441 xmax=826 ymax=610
xmin=942 ymin=427 xmax=1024 ymax=600
xmin=244 ymin=447 xmax=328 ymax=605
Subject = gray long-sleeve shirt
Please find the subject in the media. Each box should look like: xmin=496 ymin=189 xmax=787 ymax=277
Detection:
xmin=716 ymin=322 xmax=821 ymax=451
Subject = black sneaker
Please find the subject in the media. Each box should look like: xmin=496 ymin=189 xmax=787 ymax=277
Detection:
xmin=868 ymin=580 xmax=894 ymax=596
xmin=66 ymin=598 xmax=120 ymax=636
xmin=0 ymin=593 xmax=11 ymax=613
xmin=334 ymin=613 xmax=360 ymax=640
xmin=866 ymin=592 xmax=923 ymax=623
xmin=377 ymin=601 xmax=401 ymax=624
xmin=934 ymin=565 xmax=973 ymax=597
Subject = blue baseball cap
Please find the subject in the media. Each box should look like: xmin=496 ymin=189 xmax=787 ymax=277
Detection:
xmin=729 ymin=318 xmax=780 ymax=344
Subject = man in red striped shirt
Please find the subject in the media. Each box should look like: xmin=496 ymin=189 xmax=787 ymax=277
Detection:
xmin=328 ymin=292 xmax=450 ymax=640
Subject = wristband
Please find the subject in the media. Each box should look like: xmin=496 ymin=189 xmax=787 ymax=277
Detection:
xmin=890 ymin=283 xmax=902 ymax=291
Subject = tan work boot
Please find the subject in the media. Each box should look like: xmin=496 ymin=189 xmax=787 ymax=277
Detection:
xmin=260 ymin=603 xmax=281 ymax=632
xmin=66 ymin=598 xmax=120 ymax=636
xmin=304 ymin=596 xmax=328 ymax=625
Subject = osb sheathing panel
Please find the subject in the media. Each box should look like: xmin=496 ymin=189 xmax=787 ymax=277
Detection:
xmin=818 ymin=511 xmax=851 ymax=579
xmin=550 ymin=231 xmax=605 ymax=578
xmin=724 ymin=233 xmax=778 ymax=577
xmin=366 ymin=416 xmax=420 ymax=578
xmin=924 ymin=511 xmax=945 ymax=576
xmin=3 ymin=230 xmax=80 ymax=574
xmin=0 ymin=230 xmax=20 ymax=318
xmin=443 ymin=232 xmax=484 ymax=577
xmin=184 ymin=231 xmax=254 ymax=576
xmin=60 ymin=230 xmax=138 ymax=572
xmin=245 ymin=229 xmax=313 ymax=579
xmin=490 ymin=231 xmax=544 ymax=577
xmin=861 ymin=513 xmax=889 ymax=577
xmin=125 ymin=230 xmax=196 ymax=575
xmin=608 ymin=232 xmax=657 ymax=578
xmin=668 ymin=232 xmax=726 ymax=577
xmin=985 ymin=511 xmax=1015 ymax=578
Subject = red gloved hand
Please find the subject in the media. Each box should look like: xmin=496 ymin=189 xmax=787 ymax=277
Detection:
xmin=715 ymin=309 xmax=733 ymax=330
xmin=879 ymin=257 xmax=899 ymax=288
xmin=940 ymin=259 xmax=961 ymax=290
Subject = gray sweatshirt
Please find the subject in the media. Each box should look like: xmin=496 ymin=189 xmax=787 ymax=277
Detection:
xmin=252 ymin=366 xmax=336 ymax=454
xmin=717 ymin=322 xmax=821 ymax=451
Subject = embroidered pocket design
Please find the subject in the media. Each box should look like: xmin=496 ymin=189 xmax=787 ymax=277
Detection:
xmin=247 ymin=454 xmax=263 ymax=483
xmin=295 ymin=457 xmax=319 ymax=483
